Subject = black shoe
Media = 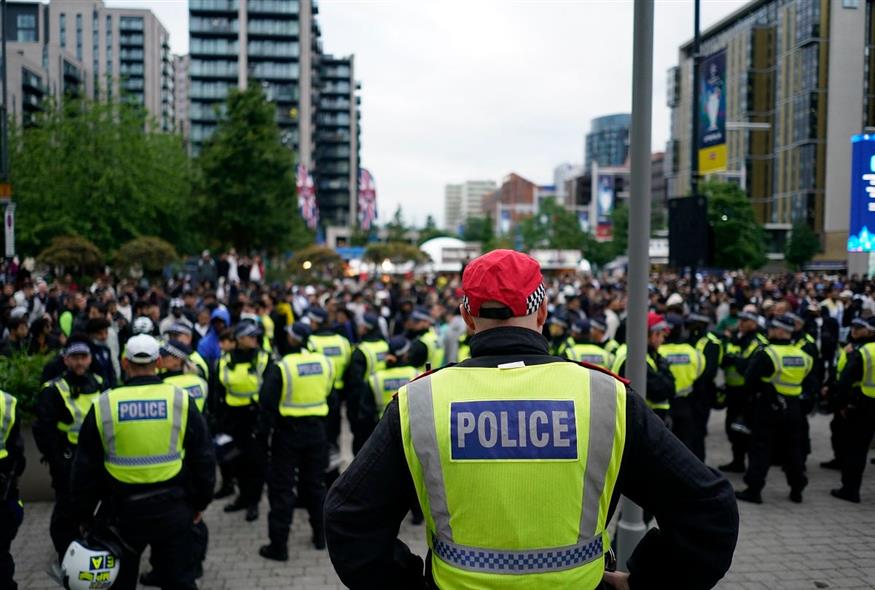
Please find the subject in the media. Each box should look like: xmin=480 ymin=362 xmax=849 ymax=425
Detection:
xmin=214 ymin=482 xmax=235 ymax=499
xmin=259 ymin=544 xmax=288 ymax=562
xmin=819 ymin=459 xmax=841 ymax=470
xmin=312 ymin=530 xmax=326 ymax=550
xmin=245 ymin=505 xmax=259 ymax=522
xmin=224 ymin=498 xmax=246 ymax=513
xmin=735 ymin=488 xmax=763 ymax=504
xmin=830 ymin=488 xmax=861 ymax=503
xmin=789 ymin=489 xmax=803 ymax=503
xmin=139 ymin=570 xmax=160 ymax=587
xmin=718 ymin=461 xmax=746 ymax=473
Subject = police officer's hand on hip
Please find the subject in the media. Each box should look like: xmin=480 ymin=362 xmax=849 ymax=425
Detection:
xmin=324 ymin=249 xmax=739 ymax=590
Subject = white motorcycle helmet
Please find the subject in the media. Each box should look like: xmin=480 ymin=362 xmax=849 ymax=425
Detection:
xmin=132 ymin=316 xmax=154 ymax=335
xmin=61 ymin=535 xmax=122 ymax=590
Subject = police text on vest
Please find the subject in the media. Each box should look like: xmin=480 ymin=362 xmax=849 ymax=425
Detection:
xmin=118 ymin=400 xmax=168 ymax=422
xmin=450 ymin=400 xmax=578 ymax=460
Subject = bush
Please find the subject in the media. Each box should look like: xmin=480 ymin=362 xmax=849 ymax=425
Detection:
xmin=0 ymin=352 xmax=54 ymax=423
xmin=114 ymin=236 xmax=179 ymax=277
xmin=37 ymin=235 xmax=103 ymax=272
xmin=364 ymin=242 xmax=430 ymax=264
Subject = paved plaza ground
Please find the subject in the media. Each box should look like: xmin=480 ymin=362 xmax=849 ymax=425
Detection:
xmin=10 ymin=411 xmax=875 ymax=589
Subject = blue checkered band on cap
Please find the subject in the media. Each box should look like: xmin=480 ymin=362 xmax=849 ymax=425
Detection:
xmin=432 ymin=534 xmax=604 ymax=574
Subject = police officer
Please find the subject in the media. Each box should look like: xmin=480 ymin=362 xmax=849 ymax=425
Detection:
xmin=407 ymin=306 xmax=444 ymax=371
xmin=307 ymin=307 xmax=352 ymax=462
xmin=589 ymin=315 xmax=619 ymax=357
xmin=216 ymin=320 xmax=272 ymax=521
xmin=164 ymin=322 xmax=209 ymax=382
xmin=735 ymin=316 xmax=813 ymax=504
xmin=788 ymin=311 xmax=821 ymax=465
xmin=545 ymin=312 xmax=573 ymax=357
xmin=564 ymin=318 xmax=613 ymax=369
xmin=821 ymin=317 xmax=872 ymax=471
xmin=325 ymin=250 xmax=738 ymax=589
xmin=343 ymin=313 xmax=389 ymax=454
xmin=612 ymin=312 xmax=676 ymax=422
xmin=659 ymin=315 xmax=707 ymax=460
xmin=829 ymin=315 xmax=875 ymax=503
xmin=367 ymin=336 xmax=418 ymax=424
xmin=686 ymin=312 xmax=723 ymax=418
xmin=719 ymin=310 xmax=768 ymax=473
xmin=33 ymin=337 xmax=104 ymax=560
xmin=0 ymin=388 xmax=24 ymax=590
xmin=70 ymin=334 xmax=216 ymax=590
xmin=257 ymin=322 xmax=333 ymax=560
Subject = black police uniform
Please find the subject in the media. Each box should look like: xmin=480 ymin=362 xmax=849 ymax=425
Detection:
xmin=32 ymin=371 xmax=104 ymax=558
xmin=721 ymin=330 xmax=766 ymax=470
xmin=70 ymin=376 xmax=216 ymax=590
xmin=740 ymin=338 xmax=808 ymax=499
xmin=795 ymin=329 xmax=821 ymax=463
xmin=830 ymin=346 xmax=875 ymax=501
xmin=614 ymin=344 xmax=676 ymax=423
xmin=0 ymin=399 xmax=25 ymax=590
xmin=256 ymin=351 xmax=330 ymax=554
xmin=325 ymin=327 xmax=738 ymax=589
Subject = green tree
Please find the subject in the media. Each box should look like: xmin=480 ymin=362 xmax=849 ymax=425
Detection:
xmin=385 ymin=205 xmax=408 ymax=242
xmin=610 ymin=202 xmax=629 ymax=257
xmin=37 ymin=235 xmax=103 ymax=273
xmin=417 ymin=214 xmax=448 ymax=245
xmin=519 ymin=198 xmax=587 ymax=250
xmin=196 ymin=84 xmax=311 ymax=253
xmin=114 ymin=236 xmax=179 ymax=277
xmin=701 ymin=179 xmax=767 ymax=270
xmin=364 ymin=242 xmax=430 ymax=264
xmin=785 ymin=222 xmax=821 ymax=270
xmin=11 ymin=98 xmax=193 ymax=255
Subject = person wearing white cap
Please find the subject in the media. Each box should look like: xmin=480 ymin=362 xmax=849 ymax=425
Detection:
xmin=33 ymin=337 xmax=104 ymax=561
xmin=69 ymin=334 xmax=216 ymax=590
xmin=735 ymin=316 xmax=813 ymax=505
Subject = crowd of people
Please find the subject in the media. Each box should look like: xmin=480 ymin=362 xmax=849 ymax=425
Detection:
xmin=0 ymin=253 xmax=874 ymax=589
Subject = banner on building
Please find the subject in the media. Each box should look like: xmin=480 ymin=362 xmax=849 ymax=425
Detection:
xmin=593 ymin=172 xmax=614 ymax=241
xmin=698 ymin=49 xmax=727 ymax=176
xmin=297 ymin=164 xmax=319 ymax=230
xmin=358 ymin=168 xmax=378 ymax=231
xmin=4 ymin=203 xmax=14 ymax=258
xmin=577 ymin=209 xmax=590 ymax=233
xmin=847 ymin=134 xmax=875 ymax=252
xmin=499 ymin=208 xmax=512 ymax=235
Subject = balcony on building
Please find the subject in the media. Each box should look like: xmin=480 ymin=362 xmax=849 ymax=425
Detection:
xmin=247 ymin=0 xmax=299 ymax=16
xmin=191 ymin=59 xmax=238 ymax=79
xmin=190 ymin=0 xmax=239 ymax=14
xmin=190 ymin=16 xmax=239 ymax=35
xmin=247 ymin=18 xmax=299 ymax=38
xmin=190 ymin=38 xmax=239 ymax=56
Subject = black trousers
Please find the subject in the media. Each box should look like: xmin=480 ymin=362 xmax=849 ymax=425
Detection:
xmin=327 ymin=387 xmax=358 ymax=451
xmin=48 ymin=458 xmax=78 ymax=560
xmin=267 ymin=419 xmax=328 ymax=547
xmin=744 ymin=394 xmax=807 ymax=493
xmin=113 ymin=496 xmax=197 ymax=590
xmin=724 ymin=386 xmax=751 ymax=465
xmin=671 ymin=395 xmax=707 ymax=461
xmin=223 ymin=404 xmax=265 ymax=507
xmin=830 ymin=411 xmax=849 ymax=463
xmin=841 ymin=396 xmax=875 ymax=494
xmin=0 ymin=489 xmax=20 ymax=590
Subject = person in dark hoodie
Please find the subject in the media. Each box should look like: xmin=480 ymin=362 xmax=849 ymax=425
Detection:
xmin=343 ymin=313 xmax=389 ymax=454
xmin=86 ymin=317 xmax=116 ymax=389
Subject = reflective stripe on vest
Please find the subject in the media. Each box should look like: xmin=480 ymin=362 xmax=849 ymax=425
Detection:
xmin=50 ymin=378 xmax=101 ymax=445
xmin=658 ymin=343 xmax=705 ymax=397
xmin=567 ymin=344 xmax=611 ymax=369
xmin=369 ymin=365 xmax=418 ymax=418
xmin=310 ymin=334 xmax=352 ymax=389
xmin=0 ymin=391 xmax=16 ymax=460
xmin=761 ymin=345 xmax=812 ymax=397
xmin=399 ymin=364 xmax=626 ymax=587
xmin=164 ymin=373 xmax=209 ymax=413
xmin=96 ymin=384 xmax=188 ymax=483
xmin=358 ymin=340 xmax=389 ymax=377
xmin=219 ymin=353 xmax=268 ymax=406
xmin=696 ymin=332 xmax=724 ymax=365
xmin=858 ymin=343 xmax=875 ymax=398
xmin=277 ymin=353 xmax=333 ymax=417
xmin=611 ymin=346 xmax=667 ymax=411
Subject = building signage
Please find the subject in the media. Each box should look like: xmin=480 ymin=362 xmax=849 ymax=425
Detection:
xmin=698 ymin=49 xmax=727 ymax=175
xmin=847 ymin=134 xmax=875 ymax=252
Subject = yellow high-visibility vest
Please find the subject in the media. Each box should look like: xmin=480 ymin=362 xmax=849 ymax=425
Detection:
xmin=277 ymin=352 xmax=334 ymax=417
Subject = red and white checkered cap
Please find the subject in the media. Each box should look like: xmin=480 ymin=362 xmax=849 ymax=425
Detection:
xmin=462 ymin=250 xmax=545 ymax=319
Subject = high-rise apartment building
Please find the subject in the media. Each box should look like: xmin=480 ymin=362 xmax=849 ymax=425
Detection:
xmin=443 ymin=180 xmax=498 ymax=233
xmin=666 ymin=0 xmax=869 ymax=262
xmin=46 ymin=0 xmax=174 ymax=129
xmin=585 ymin=113 xmax=631 ymax=172
xmin=188 ymin=0 xmax=363 ymax=228
xmin=174 ymin=54 xmax=190 ymax=139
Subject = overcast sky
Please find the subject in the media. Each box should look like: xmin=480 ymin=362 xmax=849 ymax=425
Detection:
xmin=106 ymin=0 xmax=748 ymax=227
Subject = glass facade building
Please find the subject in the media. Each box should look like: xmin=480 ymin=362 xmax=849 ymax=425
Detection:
xmin=585 ymin=113 xmax=631 ymax=171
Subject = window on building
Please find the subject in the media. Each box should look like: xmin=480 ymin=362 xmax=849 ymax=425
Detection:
xmin=75 ymin=14 xmax=83 ymax=60
xmin=106 ymin=15 xmax=113 ymax=74
xmin=59 ymin=13 xmax=66 ymax=48
xmin=16 ymin=14 xmax=36 ymax=42
xmin=843 ymin=0 xmax=860 ymax=8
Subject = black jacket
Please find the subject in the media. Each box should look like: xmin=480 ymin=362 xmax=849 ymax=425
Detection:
xmin=324 ymin=327 xmax=738 ymax=590
xmin=70 ymin=375 xmax=216 ymax=524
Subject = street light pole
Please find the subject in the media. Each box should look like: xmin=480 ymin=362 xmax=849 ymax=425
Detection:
xmin=615 ymin=0 xmax=654 ymax=571
xmin=1 ymin=0 xmax=9 ymax=184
